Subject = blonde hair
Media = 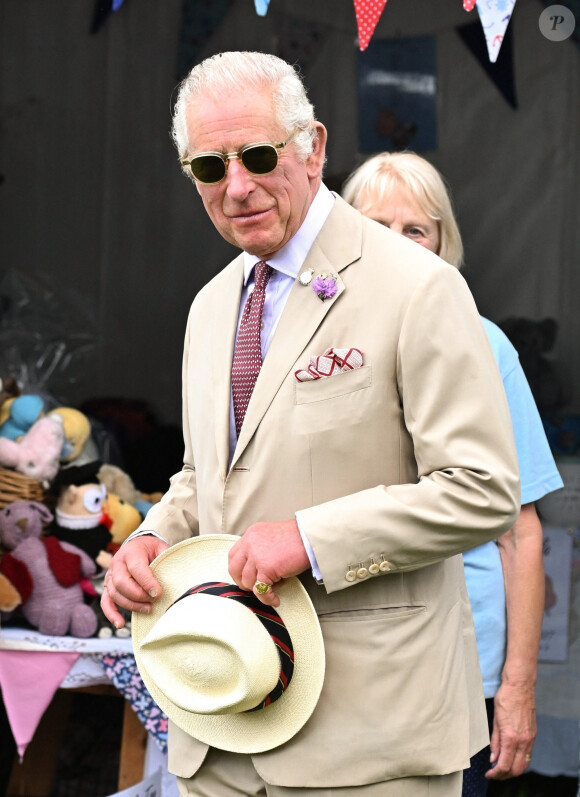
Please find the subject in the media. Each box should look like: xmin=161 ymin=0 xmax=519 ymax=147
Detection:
xmin=171 ymin=51 xmax=317 ymax=162
xmin=342 ymin=152 xmax=464 ymax=269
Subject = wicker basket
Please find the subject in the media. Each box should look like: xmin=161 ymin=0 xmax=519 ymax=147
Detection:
xmin=0 ymin=467 xmax=47 ymax=510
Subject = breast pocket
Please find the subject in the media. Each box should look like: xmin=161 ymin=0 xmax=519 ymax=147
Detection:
xmin=294 ymin=366 xmax=373 ymax=437
xmin=292 ymin=366 xmax=383 ymax=503
xmin=295 ymin=365 xmax=372 ymax=405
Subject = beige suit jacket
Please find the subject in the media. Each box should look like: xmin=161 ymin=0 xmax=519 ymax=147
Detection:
xmin=138 ymin=197 xmax=520 ymax=787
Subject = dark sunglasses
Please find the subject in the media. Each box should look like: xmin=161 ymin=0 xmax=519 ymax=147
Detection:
xmin=181 ymin=128 xmax=300 ymax=185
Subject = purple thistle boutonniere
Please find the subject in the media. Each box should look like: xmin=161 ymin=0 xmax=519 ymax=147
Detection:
xmin=311 ymin=273 xmax=337 ymax=302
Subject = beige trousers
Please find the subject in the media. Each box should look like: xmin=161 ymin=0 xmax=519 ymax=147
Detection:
xmin=176 ymin=748 xmax=463 ymax=797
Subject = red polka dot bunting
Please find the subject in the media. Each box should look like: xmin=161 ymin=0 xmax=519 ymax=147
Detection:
xmin=353 ymin=0 xmax=388 ymax=51
xmin=463 ymin=0 xmax=477 ymax=10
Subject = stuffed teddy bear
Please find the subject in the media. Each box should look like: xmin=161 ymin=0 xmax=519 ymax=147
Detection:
xmin=498 ymin=317 xmax=571 ymax=412
xmin=0 ymin=394 xmax=44 ymax=441
xmin=0 ymin=500 xmax=98 ymax=637
xmin=0 ymin=415 xmax=64 ymax=486
xmin=98 ymin=462 xmax=162 ymax=518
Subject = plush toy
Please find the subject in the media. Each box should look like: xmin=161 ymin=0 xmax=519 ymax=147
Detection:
xmin=98 ymin=462 xmax=162 ymax=517
xmin=51 ymin=476 xmax=113 ymax=571
xmin=0 ymin=394 xmax=44 ymax=441
xmin=105 ymin=492 xmax=142 ymax=548
xmin=0 ymin=415 xmax=64 ymax=485
xmin=498 ymin=317 xmax=571 ymax=412
xmin=48 ymin=407 xmax=92 ymax=463
xmin=0 ymin=377 xmax=21 ymax=426
xmin=0 ymin=572 xmax=21 ymax=613
xmin=0 ymin=500 xmax=98 ymax=637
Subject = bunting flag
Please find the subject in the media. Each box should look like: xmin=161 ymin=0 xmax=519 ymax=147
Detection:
xmin=354 ymin=0 xmax=388 ymax=51
xmin=254 ymin=0 xmax=270 ymax=15
xmin=0 ymin=650 xmax=80 ymax=759
xmin=475 ymin=0 xmax=517 ymax=63
xmin=274 ymin=13 xmax=331 ymax=75
xmin=457 ymin=20 xmax=517 ymax=107
xmin=463 ymin=0 xmax=477 ymax=9
xmin=176 ymin=0 xmax=233 ymax=80
xmin=90 ymin=0 xmax=127 ymax=34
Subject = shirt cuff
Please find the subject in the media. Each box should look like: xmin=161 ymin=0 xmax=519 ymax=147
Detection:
xmin=122 ymin=529 xmax=167 ymax=546
xmin=296 ymin=516 xmax=323 ymax=583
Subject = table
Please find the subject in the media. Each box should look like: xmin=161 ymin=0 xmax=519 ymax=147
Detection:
xmin=0 ymin=627 xmax=163 ymax=796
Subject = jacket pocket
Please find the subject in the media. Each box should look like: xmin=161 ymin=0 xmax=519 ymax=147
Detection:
xmin=317 ymin=603 xmax=426 ymax=621
xmin=294 ymin=365 xmax=372 ymax=405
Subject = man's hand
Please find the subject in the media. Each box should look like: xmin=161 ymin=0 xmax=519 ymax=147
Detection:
xmin=101 ymin=535 xmax=169 ymax=628
xmin=486 ymin=681 xmax=536 ymax=780
xmin=228 ymin=520 xmax=310 ymax=607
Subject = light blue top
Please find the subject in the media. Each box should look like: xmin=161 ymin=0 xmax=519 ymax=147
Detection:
xmin=464 ymin=317 xmax=563 ymax=697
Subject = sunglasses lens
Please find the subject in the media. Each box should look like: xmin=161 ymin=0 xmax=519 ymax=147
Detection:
xmin=190 ymin=155 xmax=226 ymax=184
xmin=241 ymin=145 xmax=278 ymax=175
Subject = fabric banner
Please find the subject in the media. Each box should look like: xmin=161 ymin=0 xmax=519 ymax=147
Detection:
xmin=274 ymin=13 xmax=331 ymax=75
xmin=97 ymin=651 xmax=168 ymax=753
xmin=90 ymin=0 xmax=126 ymax=34
xmin=475 ymin=0 xmax=517 ymax=63
xmin=354 ymin=0 xmax=388 ymax=51
xmin=457 ymin=20 xmax=518 ymax=108
xmin=176 ymin=0 xmax=233 ymax=80
xmin=0 ymin=649 xmax=80 ymax=758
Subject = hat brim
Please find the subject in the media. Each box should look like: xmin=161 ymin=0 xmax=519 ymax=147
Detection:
xmin=132 ymin=534 xmax=325 ymax=754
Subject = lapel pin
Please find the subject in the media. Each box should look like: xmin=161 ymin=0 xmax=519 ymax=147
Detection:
xmin=311 ymin=272 xmax=338 ymax=302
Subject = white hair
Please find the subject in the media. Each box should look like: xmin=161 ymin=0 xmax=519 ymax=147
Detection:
xmin=171 ymin=51 xmax=317 ymax=161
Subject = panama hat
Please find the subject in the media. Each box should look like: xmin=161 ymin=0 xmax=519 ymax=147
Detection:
xmin=132 ymin=534 xmax=325 ymax=754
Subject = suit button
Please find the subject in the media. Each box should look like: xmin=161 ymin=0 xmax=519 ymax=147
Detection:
xmin=356 ymin=567 xmax=368 ymax=579
xmin=368 ymin=562 xmax=380 ymax=575
xmin=379 ymin=560 xmax=392 ymax=572
xmin=345 ymin=569 xmax=357 ymax=582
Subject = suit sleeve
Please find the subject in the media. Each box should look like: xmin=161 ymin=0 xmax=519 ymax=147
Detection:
xmin=296 ymin=264 xmax=520 ymax=594
xmin=132 ymin=310 xmax=200 ymax=547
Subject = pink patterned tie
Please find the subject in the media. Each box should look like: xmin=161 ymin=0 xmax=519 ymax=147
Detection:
xmin=231 ymin=260 xmax=274 ymax=436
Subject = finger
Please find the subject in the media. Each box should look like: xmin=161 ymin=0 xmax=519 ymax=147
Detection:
xmin=103 ymin=576 xmax=154 ymax=616
xmin=239 ymin=558 xmax=258 ymax=592
xmin=485 ymin=747 xmax=517 ymax=780
xmin=123 ymin=538 xmax=166 ymax=598
xmin=228 ymin=543 xmax=247 ymax=586
xmin=100 ymin=590 xmax=129 ymax=628
xmin=125 ymin=559 xmax=162 ymax=600
xmin=253 ymin=576 xmax=280 ymax=608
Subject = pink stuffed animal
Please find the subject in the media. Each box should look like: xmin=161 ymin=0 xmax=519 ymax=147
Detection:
xmin=0 ymin=415 xmax=64 ymax=485
xmin=0 ymin=500 xmax=98 ymax=637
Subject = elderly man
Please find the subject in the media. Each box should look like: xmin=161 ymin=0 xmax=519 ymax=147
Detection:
xmin=102 ymin=51 xmax=519 ymax=796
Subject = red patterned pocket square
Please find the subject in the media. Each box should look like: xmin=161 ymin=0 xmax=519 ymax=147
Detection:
xmin=295 ymin=347 xmax=363 ymax=382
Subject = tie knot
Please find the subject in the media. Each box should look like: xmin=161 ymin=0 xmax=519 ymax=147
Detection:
xmin=254 ymin=261 xmax=273 ymax=290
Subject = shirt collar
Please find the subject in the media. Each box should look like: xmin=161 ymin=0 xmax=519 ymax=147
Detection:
xmin=242 ymin=183 xmax=335 ymax=284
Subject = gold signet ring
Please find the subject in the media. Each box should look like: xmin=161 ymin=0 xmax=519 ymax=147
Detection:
xmin=254 ymin=581 xmax=272 ymax=595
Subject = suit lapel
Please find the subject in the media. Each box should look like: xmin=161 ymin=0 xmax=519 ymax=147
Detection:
xmin=231 ymin=197 xmax=362 ymax=468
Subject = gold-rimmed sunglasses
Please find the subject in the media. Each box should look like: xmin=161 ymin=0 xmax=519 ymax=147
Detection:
xmin=181 ymin=127 xmax=301 ymax=185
